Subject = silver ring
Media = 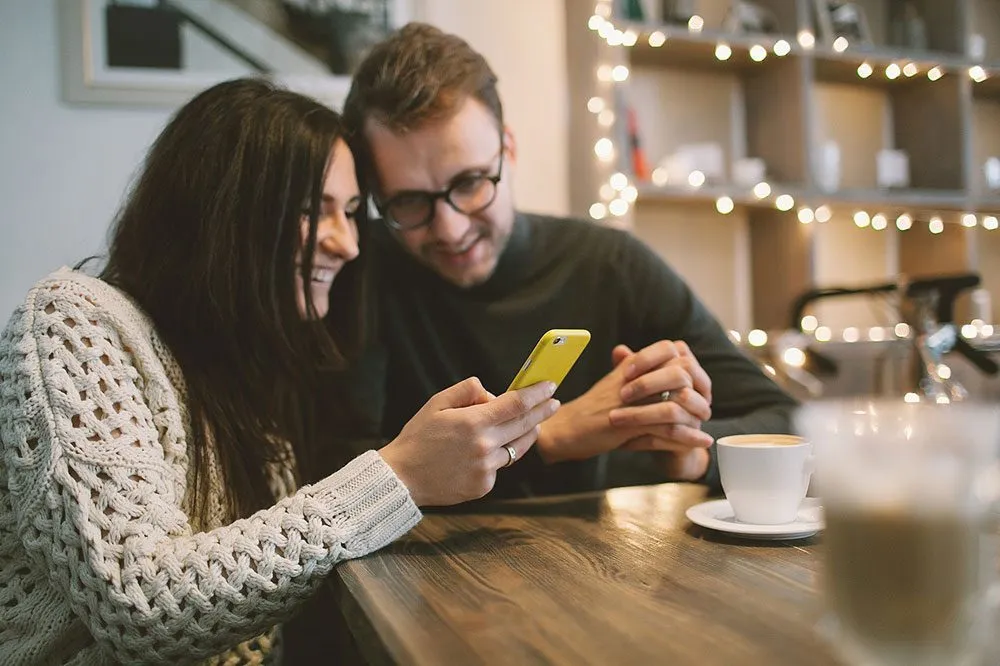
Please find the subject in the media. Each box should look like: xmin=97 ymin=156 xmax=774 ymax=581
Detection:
xmin=660 ymin=390 xmax=672 ymax=402
xmin=503 ymin=444 xmax=517 ymax=468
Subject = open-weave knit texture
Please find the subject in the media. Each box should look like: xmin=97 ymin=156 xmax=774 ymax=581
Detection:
xmin=0 ymin=269 xmax=421 ymax=664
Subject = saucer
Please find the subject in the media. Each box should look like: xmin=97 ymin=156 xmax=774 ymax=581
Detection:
xmin=685 ymin=498 xmax=824 ymax=540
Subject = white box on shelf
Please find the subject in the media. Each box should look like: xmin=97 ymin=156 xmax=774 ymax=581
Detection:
xmin=877 ymin=149 xmax=910 ymax=189
xmin=676 ymin=143 xmax=726 ymax=183
xmin=969 ymin=33 xmax=987 ymax=61
xmin=815 ymin=141 xmax=841 ymax=193
xmin=732 ymin=157 xmax=767 ymax=187
xmin=985 ymin=157 xmax=1000 ymax=191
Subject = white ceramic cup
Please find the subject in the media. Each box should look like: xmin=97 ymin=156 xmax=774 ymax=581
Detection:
xmin=717 ymin=434 xmax=814 ymax=525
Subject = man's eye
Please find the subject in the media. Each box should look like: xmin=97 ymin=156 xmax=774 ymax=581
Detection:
xmin=452 ymin=175 xmax=486 ymax=195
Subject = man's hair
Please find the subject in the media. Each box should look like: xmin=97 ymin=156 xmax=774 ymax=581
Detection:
xmin=343 ymin=22 xmax=503 ymax=138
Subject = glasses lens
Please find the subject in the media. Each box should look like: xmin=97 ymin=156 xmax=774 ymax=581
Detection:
xmin=385 ymin=193 xmax=432 ymax=230
xmin=449 ymin=175 xmax=498 ymax=215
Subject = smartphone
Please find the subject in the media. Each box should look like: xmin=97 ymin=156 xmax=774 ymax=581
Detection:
xmin=507 ymin=329 xmax=591 ymax=392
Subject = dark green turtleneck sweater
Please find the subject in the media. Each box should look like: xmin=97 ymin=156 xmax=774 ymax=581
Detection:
xmin=337 ymin=211 xmax=798 ymax=496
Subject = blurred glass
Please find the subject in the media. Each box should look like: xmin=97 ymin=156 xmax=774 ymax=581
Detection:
xmin=797 ymin=399 xmax=1000 ymax=666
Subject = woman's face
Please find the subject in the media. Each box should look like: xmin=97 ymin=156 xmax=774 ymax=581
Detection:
xmin=296 ymin=139 xmax=361 ymax=319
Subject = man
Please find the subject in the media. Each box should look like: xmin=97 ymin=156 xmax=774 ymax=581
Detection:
xmin=335 ymin=22 xmax=798 ymax=497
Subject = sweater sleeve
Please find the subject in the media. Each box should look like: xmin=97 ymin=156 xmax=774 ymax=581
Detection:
xmin=0 ymin=281 xmax=421 ymax=664
xmin=610 ymin=232 xmax=800 ymax=491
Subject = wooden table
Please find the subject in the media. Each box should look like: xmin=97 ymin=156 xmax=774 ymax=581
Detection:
xmin=337 ymin=483 xmax=844 ymax=665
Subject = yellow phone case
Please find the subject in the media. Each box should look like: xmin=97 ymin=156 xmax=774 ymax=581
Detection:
xmin=507 ymin=329 xmax=592 ymax=392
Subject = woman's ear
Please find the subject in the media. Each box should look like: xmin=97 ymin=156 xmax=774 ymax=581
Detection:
xmin=503 ymin=124 xmax=518 ymax=165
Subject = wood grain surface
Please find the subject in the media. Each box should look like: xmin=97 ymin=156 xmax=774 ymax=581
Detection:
xmin=336 ymin=483 xmax=851 ymax=665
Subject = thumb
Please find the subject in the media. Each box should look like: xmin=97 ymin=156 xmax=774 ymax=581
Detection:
xmin=428 ymin=377 xmax=490 ymax=410
xmin=612 ymin=344 xmax=633 ymax=368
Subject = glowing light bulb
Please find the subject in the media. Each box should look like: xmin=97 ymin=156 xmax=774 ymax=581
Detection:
xmin=894 ymin=323 xmax=910 ymax=338
xmin=753 ymin=182 xmax=772 ymax=199
xmin=963 ymin=213 xmax=978 ymax=227
xmin=587 ymin=97 xmax=605 ymax=114
xmin=594 ymin=138 xmax=614 ymax=161
xmin=606 ymin=29 xmax=624 ymax=46
xmin=797 ymin=30 xmax=815 ymax=49
xmin=716 ymin=196 xmax=735 ymax=214
xmin=598 ymin=109 xmax=615 ymax=126
xmin=773 ymin=39 xmax=791 ymax=57
xmin=815 ymin=205 xmax=833 ymax=223
xmin=904 ymin=392 xmax=920 ymax=404
xmin=783 ymin=347 xmax=806 ymax=367
xmin=970 ymin=66 xmax=988 ymax=83
xmin=886 ymin=63 xmax=902 ymax=79
xmin=929 ymin=216 xmax=944 ymax=234
xmin=648 ymin=31 xmax=667 ymax=48
xmin=688 ymin=170 xmax=706 ymax=188
xmin=903 ymin=62 xmax=919 ymax=77
xmin=715 ymin=43 xmax=732 ymax=61
xmin=729 ymin=330 xmax=741 ymax=343
xmin=599 ymin=184 xmax=615 ymax=200
xmin=985 ymin=216 xmax=999 ymax=230
xmin=896 ymin=213 xmax=913 ymax=231
xmin=801 ymin=315 xmax=818 ymax=332
xmin=688 ymin=15 xmax=704 ymax=32
xmin=962 ymin=324 xmax=978 ymax=339
xmin=610 ymin=172 xmax=628 ymax=190
xmin=608 ymin=198 xmax=629 ymax=216
xmin=843 ymin=327 xmax=860 ymax=343
xmin=833 ymin=36 xmax=849 ymax=52
xmin=747 ymin=329 xmax=768 ymax=347
xmin=611 ymin=65 xmax=630 ymax=81
xmin=853 ymin=211 xmax=870 ymax=228
xmin=868 ymin=327 xmax=885 ymax=342
xmin=937 ymin=364 xmax=952 ymax=380
xmin=622 ymin=185 xmax=638 ymax=203
xmin=798 ymin=207 xmax=815 ymax=224
xmin=589 ymin=203 xmax=607 ymax=220
xmin=927 ymin=66 xmax=944 ymax=81
xmin=588 ymin=15 xmax=604 ymax=31
xmin=597 ymin=65 xmax=613 ymax=81
xmin=749 ymin=45 xmax=768 ymax=62
xmin=651 ymin=168 xmax=669 ymax=186
xmin=872 ymin=213 xmax=888 ymax=230
xmin=815 ymin=326 xmax=832 ymax=342
xmin=622 ymin=29 xmax=638 ymax=47
xmin=775 ymin=194 xmax=795 ymax=211
xmin=857 ymin=62 xmax=874 ymax=78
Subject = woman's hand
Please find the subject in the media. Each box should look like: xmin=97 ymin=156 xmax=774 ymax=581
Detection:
xmin=379 ymin=377 xmax=560 ymax=506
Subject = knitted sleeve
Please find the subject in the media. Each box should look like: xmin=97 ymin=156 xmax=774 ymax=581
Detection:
xmin=0 ymin=280 xmax=421 ymax=663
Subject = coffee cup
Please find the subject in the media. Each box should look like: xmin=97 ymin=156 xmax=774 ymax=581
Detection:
xmin=716 ymin=434 xmax=814 ymax=525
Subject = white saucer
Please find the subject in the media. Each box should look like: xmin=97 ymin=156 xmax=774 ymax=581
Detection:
xmin=685 ymin=498 xmax=824 ymax=540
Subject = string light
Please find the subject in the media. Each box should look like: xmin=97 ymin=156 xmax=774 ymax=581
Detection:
xmin=773 ymin=39 xmax=791 ymax=57
xmin=886 ymin=63 xmax=902 ymax=79
xmin=904 ymin=392 xmax=920 ymax=404
xmin=937 ymin=364 xmax=952 ymax=379
xmin=587 ymin=97 xmax=605 ymax=113
xmin=594 ymin=138 xmax=614 ymax=161
xmin=688 ymin=170 xmax=706 ymax=188
xmin=815 ymin=205 xmax=833 ymax=223
xmin=589 ymin=203 xmax=607 ymax=220
xmin=797 ymin=30 xmax=815 ymax=49
xmin=622 ymin=185 xmax=638 ymax=203
xmin=962 ymin=324 xmax=978 ymax=338
xmin=622 ymin=29 xmax=638 ymax=47
xmin=715 ymin=43 xmax=733 ymax=61
xmin=607 ymin=29 xmax=624 ymax=46
xmin=815 ymin=326 xmax=832 ymax=342
xmin=729 ymin=330 xmax=741 ymax=343
xmin=903 ymin=62 xmax=919 ymax=77
xmin=688 ymin=15 xmax=704 ymax=33
xmin=747 ymin=329 xmax=768 ymax=347
xmin=983 ymin=324 xmax=995 ymax=337
xmin=970 ymin=66 xmax=989 ymax=83
xmin=610 ymin=172 xmax=628 ymax=190
xmin=598 ymin=110 xmax=615 ymax=126
xmin=928 ymin=216 xmax=944 ymax=234
xmin=648 ymin=31 xmax=667 ymax=47
xmin=611 ymin=65 xmax=629 ymax=82
xmin=871 ymin=213 xmax=888 ymax=230
xmin=896 ymin=213 xmax=913 ymax=230
xmin=608 ymin=199 xmax=629 ymax=216
xmin=801 ymin=315 xmax=818 ymax=332
xmin=716 ymin=196 xmax=735 ymax=214
xmin=868 ymin=327 xmax=886 ymax=342
xmin=843 ymin=327 xmax=860 ymax=343
xmin=595 ymin=2 xmax=611 ymax=18
xmin=775 ymin=194 xmax=795 ymax=211
xmin=783 ymin=347 xmax=806 ymax=367
xmin=832 ymin=37 xmax=849 ymax=52
xmin=651 ymin=168 xmax=669 ymax=186
xmin=857 ymin=62 xmax=874 ymax=78
xmin=597 ymin=64 xmax=613 ymax=81
xmin=894 ymin=323 xmax=910 ymax=338
xmin=963 ymin=213 xmax=979 ymax=227
xmin=984 ymin=216 xmax=999 ymax=230
xmin=798 ymin=207 xmax=815 ymax=224
xmin=853 ymin=211 xmax=870 ymax=228
xmin=749 ymin=45 xmax=768 ymax=62
xmin=753 ymin=182 xmax=772 ymax=199
xmin=599 ymin=183 xmax=615 ymax=200
xmin=927 ymin=66 xmax=944 ymax=81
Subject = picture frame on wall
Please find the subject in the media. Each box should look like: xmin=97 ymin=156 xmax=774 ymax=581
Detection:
xmin=812 ymin=1 xmax=873 ymax=46
xmin=723 ymin=1 xmax=780 ymax=35
xmin=58 ymin=0 xmax=419 ymax=109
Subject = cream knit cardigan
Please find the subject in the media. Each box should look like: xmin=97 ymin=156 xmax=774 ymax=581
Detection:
xmin=0 ymin=269 xmax=421 ymax=664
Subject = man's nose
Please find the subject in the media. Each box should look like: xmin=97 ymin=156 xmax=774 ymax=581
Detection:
xmin=430 ymin=199 xmax=472 ymax=245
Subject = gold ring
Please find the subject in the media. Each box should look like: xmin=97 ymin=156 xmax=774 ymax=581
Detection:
xmin=504 ymin=444 xmax=517 ymax=468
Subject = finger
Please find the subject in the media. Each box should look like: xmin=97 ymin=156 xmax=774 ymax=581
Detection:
xmin=490 ymin=425 xmax=540 ymax=470
xmin=662 ymin=386 xmax=711 ymax=421
xmin=611 ymin=344 xmax=633 ymax=368
xmin=623 ymin=340 xmax=681 ymax=381
xmin=678 ymin=354 xmax=712 ymax=402
xmin=429 ymin=377 xmax=490 ymax=410
xmin=643 ymin=424 xmax=714 ymax=449
xmin=485 ymin=382 xmax=557 ymax=423
xmin=619 ymin=434 xmax=691 ymax=453
xmin=490 ymin=397 xmax=560 ymax=446
xmin=674 ymin=340 xmax=692 ymax=357
xmin=620 ymin=365 xmax=694 ymax=404
xmin=608 ymin=399 xmax=701 ymax=430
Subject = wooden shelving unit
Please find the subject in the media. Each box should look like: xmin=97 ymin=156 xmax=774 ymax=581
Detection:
xmin=566 ymin=0 xmax=1000 ymax=333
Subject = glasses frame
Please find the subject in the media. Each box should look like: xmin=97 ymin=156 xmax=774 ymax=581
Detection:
xmin=375 ymin=130 xmax=505 ymax=232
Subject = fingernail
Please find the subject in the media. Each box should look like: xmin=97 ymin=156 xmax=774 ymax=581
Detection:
xmin=545 ymin=382 xmax=557 ymax=397
xmin=549 ymin=399 xmax=561 ymax=413
xmin=624 ymin=364 xmax=636 ymax=380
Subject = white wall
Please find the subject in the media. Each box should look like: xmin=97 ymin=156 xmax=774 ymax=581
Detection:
xmin=0 ymin=0 xmax=569 ymax=320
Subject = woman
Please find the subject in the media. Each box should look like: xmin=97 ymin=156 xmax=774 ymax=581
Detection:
xmin=0 ymin=78 xmax=558 ymax=664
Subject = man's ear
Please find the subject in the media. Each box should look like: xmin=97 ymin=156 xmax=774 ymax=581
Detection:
xmin=503 ymin=124 xmax=518 ymax=165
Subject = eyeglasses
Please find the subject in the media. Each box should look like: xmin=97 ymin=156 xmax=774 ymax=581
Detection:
xmin=375 ymin=136 xmax=505 ymax=232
